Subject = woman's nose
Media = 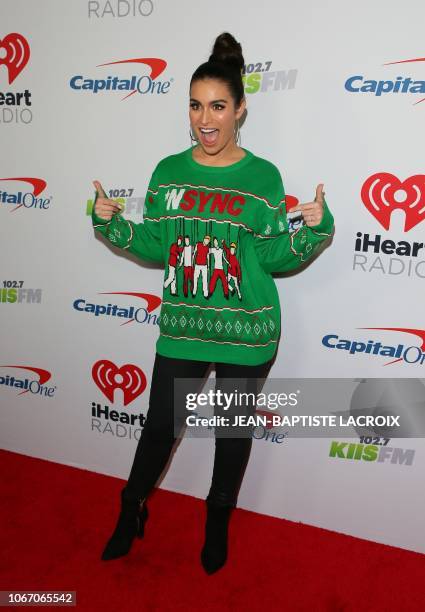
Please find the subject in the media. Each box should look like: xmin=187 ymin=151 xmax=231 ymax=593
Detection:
xmin=201 ymin=107 xmax=211 ymax=124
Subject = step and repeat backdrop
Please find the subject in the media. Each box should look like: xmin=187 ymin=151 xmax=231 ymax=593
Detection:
xmin=1 ymin=0 xmax=424 ymax=554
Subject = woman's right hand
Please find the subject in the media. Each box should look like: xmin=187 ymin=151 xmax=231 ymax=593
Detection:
xmin=92 ymin=180 xmax=123 ymax=221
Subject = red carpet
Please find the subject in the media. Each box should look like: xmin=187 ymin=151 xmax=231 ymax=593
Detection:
xmin=1 ymin=449 xmax=424 ymax=611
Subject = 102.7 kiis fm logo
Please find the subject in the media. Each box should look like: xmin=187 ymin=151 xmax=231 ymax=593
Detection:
xmin=328 ymin=379 xmax=424 ymax=467
xmin=242 ymin=60 xmax=297 ymax=95
xmin=1 ymin=280 xmax=42 ymax=304
xmin=86 ymin=186 xmax=144 ymax=216
xmin=329 ymin=438 xmax=415 ymax=466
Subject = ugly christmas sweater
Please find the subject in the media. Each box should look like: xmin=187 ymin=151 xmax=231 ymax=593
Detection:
xmin=92 ymin=147 xmax=334 ymax=366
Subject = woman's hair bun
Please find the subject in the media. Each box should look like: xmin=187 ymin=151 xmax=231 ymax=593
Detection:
xmin=208 ymin=32 xmax=244 ymax=72
xmin=191 ymin=32 xmax=245 ymax=105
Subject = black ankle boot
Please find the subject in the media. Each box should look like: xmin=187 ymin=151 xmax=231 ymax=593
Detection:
xmin=101 ymin=488 xmax=148 ymax=561
xmin=200 ymin=500 xmax=233 ymax=574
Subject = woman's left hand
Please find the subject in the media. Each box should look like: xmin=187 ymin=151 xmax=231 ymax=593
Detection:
xmin=289 ymin=183 xmax=325 ymax=227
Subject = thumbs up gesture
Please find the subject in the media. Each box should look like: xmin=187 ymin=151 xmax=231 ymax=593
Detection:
xmin=92 ymin=180 xmax=123 ymax=221
xmin=289 ymin=183 xmax=326 ymax=227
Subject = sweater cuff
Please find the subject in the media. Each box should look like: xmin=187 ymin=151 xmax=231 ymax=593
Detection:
xmin=310 ymin=198 xmax=334 ymax=234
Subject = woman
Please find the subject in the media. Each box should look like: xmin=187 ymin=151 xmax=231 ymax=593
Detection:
xmin=91 ymin=32 xmax=334 ymax=574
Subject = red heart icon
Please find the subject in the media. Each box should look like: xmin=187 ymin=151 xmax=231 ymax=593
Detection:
xmin=285 ymin=195 xmax=299 ymax=212
xmin=255 ymin=409 xmax=276 ymax=430
xmin=0 ymin=33 xmax=30 ymax=84
xmin=361 ymin=172 xmax=425 ymax=232
xmin=92 ymin=360 xmax=147 ymax=406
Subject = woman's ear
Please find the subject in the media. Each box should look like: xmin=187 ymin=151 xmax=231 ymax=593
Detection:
xmin=235 ymin=97 xmax=246 ymax=120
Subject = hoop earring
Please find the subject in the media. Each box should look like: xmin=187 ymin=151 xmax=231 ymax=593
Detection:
xmin=189 ymin=127 xmax=198 ymax=146
xmin=235 ymin=120 xmax=241 ymax=146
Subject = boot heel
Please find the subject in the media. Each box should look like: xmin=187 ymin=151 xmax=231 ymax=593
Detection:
xmin=101 ymin=491 xmax=148 ymax=561
xmin=201 ymin=501 xmax=233 ymax=574
xmin=136 ymin=503 xmax=148 ymax=539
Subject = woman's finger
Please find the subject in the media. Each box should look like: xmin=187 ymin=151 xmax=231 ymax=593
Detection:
xmin=93 ymin=180 xmax=107 ymax=198
xmin=298 ymin=202 xmax=321 ymax=212
xmin=99 ymin=201 xmax=122 ymax=211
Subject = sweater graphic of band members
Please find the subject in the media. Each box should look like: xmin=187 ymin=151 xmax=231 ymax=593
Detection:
xmin=163 ymin=234 xmax=242 ymax=300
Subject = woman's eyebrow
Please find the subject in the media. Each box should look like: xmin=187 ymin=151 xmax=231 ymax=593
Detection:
xmin=189 ymin=98 xmax=228 ymax=104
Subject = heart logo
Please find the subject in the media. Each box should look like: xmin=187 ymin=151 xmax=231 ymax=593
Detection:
xmin=361 ymin=172 xmax=425 ymax=232
xmin=0 ymin=33 xmax=30 ymax=84
xmin=92 ymin=360 xmax=147 ymax=406
xmin=255 ymin=409 xmax=276 ymax=430
xmin=285 ymin=195 xmax=299 ymax=212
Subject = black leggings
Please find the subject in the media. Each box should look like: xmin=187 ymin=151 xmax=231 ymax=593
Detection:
xmin=125 ymin=352 xmax=273 ymax=508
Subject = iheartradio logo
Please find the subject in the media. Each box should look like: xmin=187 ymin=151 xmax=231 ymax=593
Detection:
xmin=92 ymin=360 xmax=147 ymax=406
xmin=361 ymin=173 xmax=425 ymax=232
xmin=0 ymin=33 xmax=30 ymax=84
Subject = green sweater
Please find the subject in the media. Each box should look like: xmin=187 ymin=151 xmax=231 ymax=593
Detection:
xmin=91 ymin=146 xmax=334 ymax=365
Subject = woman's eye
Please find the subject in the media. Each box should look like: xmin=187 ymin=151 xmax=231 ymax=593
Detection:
xmin=213 ymin=104 xmax=224 ymax=110
xmin=190 ymin=103 xmax=199 ymax=110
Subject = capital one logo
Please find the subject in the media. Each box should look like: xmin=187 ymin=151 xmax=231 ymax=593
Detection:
xmin=92 ymin=360 xmax=147 ymax=405
xmin=70 ymin=57 xmax=172 ymax=101
xmin=0 ymin=33 xmax=30 ymax=83
xmin=361 ymin=173 xmax=425 ymax=232
xmin=0 ymin=365 xmax=56 ymax=397
xmin=0 ymin=177 xmax=49 ymax=212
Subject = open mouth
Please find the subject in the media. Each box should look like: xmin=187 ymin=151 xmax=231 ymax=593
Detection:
xmin=199 ymin=127 xmax=219 ymax=147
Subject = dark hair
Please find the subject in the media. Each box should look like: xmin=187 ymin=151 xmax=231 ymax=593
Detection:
xmin=190 ymin=32 xmax=245 ymax=107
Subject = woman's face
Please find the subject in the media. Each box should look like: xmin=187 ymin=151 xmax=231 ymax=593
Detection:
xmin=189 ymin=78 xmax=245 ymax=157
